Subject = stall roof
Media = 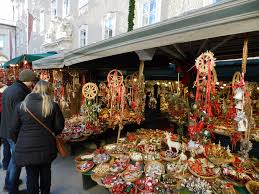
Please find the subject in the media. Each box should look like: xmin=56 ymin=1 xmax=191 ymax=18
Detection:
xmin=32 ymin=0 xmax=259 ymax=69
xmin=33 ymin=52 xmax=64 ymax=69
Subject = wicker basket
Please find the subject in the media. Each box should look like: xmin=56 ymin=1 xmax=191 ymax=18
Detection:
xmin=160 ymin=151 xmax=180 ymax=162
xmin=144 ymin=161 xmax=165 ymax=178
xmin=246 ymin=180 xmax=259 ymax=194
xmin=207 ymin=156 xmax=235 ymax=166
xmin=76 ymin=161 xmax=95 ymax=173
xmin=252 ymin=161 xmax=259 ymax=173
xmin=222 ymin=174 xmax=251 ymax=187
xmin=187 ymin=165 xmax=220 ymax=180
xmin=122 ymin=170 xmax=143 ymax=182
xmin=232 ymin=161 xmax=254 ymax=174
xmin=74 ymin=152 xmax=94 ymax=163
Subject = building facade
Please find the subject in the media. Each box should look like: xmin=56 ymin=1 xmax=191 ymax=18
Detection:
xmin=15 ymin=0 xmax=216 ymax=55
xmin=0 ymin=22 xmax=16 ymax=66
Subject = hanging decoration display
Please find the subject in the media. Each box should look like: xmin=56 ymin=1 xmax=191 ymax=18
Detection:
xmin=188 ymin=51 xmax=217 ymax=142
xmin=81 ymin=82 xmax=102 ymax=134
xmin=107 ymin=69 xmax=125 ymax=130
xmin=39 ymin=70 xmax=51 ymax=82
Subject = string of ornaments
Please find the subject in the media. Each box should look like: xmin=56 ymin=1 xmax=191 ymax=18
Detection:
xmin=188 ymin=51 xmax=218 ymax=142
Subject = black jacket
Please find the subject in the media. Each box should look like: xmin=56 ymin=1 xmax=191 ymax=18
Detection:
xmin=10 ymin=93 xmax=64 ymax=167
xmin=0 ymin=81 xmax=31 ymax=139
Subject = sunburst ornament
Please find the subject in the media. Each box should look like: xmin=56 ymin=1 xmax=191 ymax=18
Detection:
xmin=195 ymin=51 xmax=216 ymax=74
xmin=82 ymin=82 xmax=98 ymax=100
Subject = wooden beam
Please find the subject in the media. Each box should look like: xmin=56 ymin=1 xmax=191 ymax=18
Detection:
xmin=211 ymin=35 xmax=235 ymax=52
xmin=160 ymin=47 xmax=184 ymax=60
xmin=173 ymin=44 xmax=187 ymax=59
xmin=197 ymin=39 xmax=208 ymax=56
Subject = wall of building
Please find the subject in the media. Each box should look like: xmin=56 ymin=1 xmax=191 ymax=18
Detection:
xmin=15 ymin=0 xmax=216 ymax=55
xmin=0 ymin=23 xmax=16 ymax=65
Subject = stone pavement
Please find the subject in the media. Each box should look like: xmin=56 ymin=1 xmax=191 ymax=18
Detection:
xmin=0 ymin=155 xmax=111 ymax=194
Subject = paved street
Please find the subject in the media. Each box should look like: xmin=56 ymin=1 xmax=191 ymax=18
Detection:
xmin=0 ymin=154 xmax=110 ymax=194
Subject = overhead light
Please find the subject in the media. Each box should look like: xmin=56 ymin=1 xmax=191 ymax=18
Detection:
xmin=134 ymin=78 xmax=137 ymax=82
xmin=169 ymin=82 xmax=171 ymax=84
xmin=216 ymin=82 xmax=219 ymax=85
xmin=220 ymin=86 xmax=224 ymax=89
xmin=223 ymin=83 xmax=226 ymax=87
xmin=157 ymin=82 xmax=160 ymax=85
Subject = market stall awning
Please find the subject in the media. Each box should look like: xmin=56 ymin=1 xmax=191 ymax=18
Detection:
xmin=63 ymin=0 xmax=259 ymax=67
xmin=32 ymin=52 xmax=64 ymax=69
xmin=3 ymin=51 xmax=57 ymax=68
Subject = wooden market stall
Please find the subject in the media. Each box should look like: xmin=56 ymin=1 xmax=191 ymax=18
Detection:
xmin=32 ymin=0 xmax=259 ymax=193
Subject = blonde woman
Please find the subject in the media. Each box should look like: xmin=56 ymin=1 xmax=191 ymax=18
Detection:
xmin=10 ymin=80 xmax=64 ymax=194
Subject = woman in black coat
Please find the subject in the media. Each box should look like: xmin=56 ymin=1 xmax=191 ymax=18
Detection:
xmin=10 ymin=80 xmax=65 ymax=194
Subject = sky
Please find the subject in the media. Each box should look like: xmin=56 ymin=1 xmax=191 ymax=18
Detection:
xmin=0 ymin=0 xmax=14 ymax=23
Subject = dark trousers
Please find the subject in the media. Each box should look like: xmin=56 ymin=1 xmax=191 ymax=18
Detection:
xmin=5 ymin=139 xmax=21 ymax=194
xmin=25 ymin=163 xmax=51 ymax=194
xmin=2 ymin=138 xmax=11 ymax=170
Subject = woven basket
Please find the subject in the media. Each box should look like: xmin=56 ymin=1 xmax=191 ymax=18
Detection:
xmin=246 ymin=181 xmax=259 ymax=194
xmin=160 ymin=151 xmax=180 ymax=162
xmin=187 ymin=166 xmax=220 ymax=180
xmin=252 ymin=161 xmax=259 ymax=173
xmin=122 ymin=170 xmax=143 ymax=182
xmin=206 ymin=156 xmax=235 ymax=166
xmin=76 ymin=161 xmax=95 ymax=173
xmin=74 ymin=152 xmax=94 ymax=163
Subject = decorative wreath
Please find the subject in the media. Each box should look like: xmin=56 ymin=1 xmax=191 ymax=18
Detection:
xmin=107 ymin=69 xmax=124 ymax=87
xmin=195 ymin=51 xmax=216 ymax=74
xmin=82 ymin=82 xmax=98 ymax=100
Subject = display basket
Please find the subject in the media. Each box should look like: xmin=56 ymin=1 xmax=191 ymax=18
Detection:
xmin=160 ymin=174 xmax=181 ymax=189
xmin=222 ymin=174 xmax=251 ymax=187
xmin=232 ymin=161 xmax=255 ymax=174
xmin=74 ymin=152 xmax=95 ymax=163
xmin=252 ymin=161 xmax=259 ymax=173
xmin=206 ymin=156 xmax=235 ymax=166
xmin=144 ymin=161 xmax=165 ymax=178
xmin=110 ymin=183 xmax=138 ymax=194
xmin=122 ymin=170 xmax=143 ymax=182
xmin=76 ymin=161 xmax=95 ymax=173
xmin=187 ymin=165 xmax=220 ymax=180
xmin=160 ymin=151 xmax=180 ymax=162
xmin=246 ymin=180 xmax=259 ymax=194
xmin=92 ymin=163 xmax=110 ymax=177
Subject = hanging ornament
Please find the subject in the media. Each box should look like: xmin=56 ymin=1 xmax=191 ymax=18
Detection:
xmin=40 ymin=70 xmax=51 ymax=82
xmin=82 ymin=82 xmax=99 ymax=100
xmin=188 ymin=51 xmax=217 ymax=141
xmin=195 ymin=51 xmax=215 ymax=74
xmin=107 ymin=69 xmax=123 ymax=87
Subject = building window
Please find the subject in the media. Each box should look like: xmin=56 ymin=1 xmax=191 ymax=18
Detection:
xmin=103 ymin=13 xmax=116 ymax=40
xmin=51 ymin=0 xmax=58 ymax=18
xmin=79 ymin=24 xmax=88 ymax=47
xmin=63 ymin=0 xmax=71 ymax=17
xmin=40 ymin=10 xmax=45 ymax=33
xmin=33 ymin=19 xmax=37 ymax=32
xmin=0 ymin=35 xmax=4 ymax=48
xmin=142 ymin=0 xmax=157 ymax=26
xmin=79 ymin=0 xmax=88 ymax=15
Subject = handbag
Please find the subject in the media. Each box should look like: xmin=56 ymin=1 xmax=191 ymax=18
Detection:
xmin=26 ymin=108 xmax=68 ymax=157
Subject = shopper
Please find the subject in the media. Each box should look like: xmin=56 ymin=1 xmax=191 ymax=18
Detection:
xmin=0 ymin=81 xmax=9 ymax=170
xmin=0 ymin=69 xmax=38 ymax=194
xmin=10 ymin=80 xmax=65 ymax=194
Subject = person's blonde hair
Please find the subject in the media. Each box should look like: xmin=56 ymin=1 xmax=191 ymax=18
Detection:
xmin=21 ymin=80 xmax=53 ymax=117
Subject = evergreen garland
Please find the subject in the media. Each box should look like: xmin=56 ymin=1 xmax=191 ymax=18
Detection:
xmin=128 ymin=0 xmax=135 ymax=31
